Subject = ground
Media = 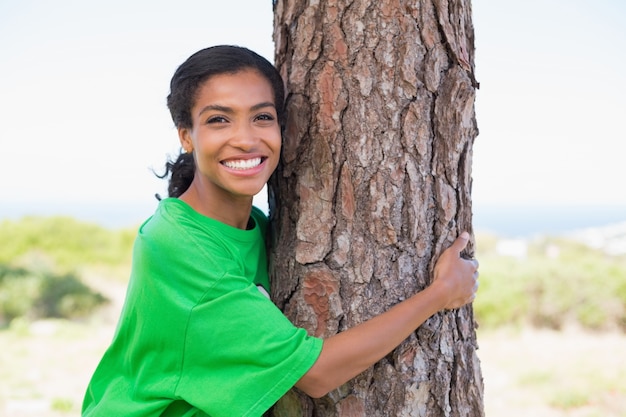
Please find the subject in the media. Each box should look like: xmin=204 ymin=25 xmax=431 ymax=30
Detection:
xmin=480 ymin=327 xmax=626 ymax=417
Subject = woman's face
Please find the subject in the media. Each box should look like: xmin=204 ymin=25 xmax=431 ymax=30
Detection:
xmin=179 ymin=69 xmax=281 ymax=201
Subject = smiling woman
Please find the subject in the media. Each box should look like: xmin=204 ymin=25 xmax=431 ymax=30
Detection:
xmin=176 ymin=69 xmax=282 ymax=229
xmin=81 ymin=46 xmax=321 ymax=417
xmin=155 ymin=46 xmax=286 ymax=211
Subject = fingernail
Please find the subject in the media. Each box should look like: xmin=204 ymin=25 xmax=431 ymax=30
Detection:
xmin=461 ymin=231 xmax=470 ymax=239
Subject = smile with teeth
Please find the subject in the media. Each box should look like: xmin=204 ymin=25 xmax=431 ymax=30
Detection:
xmin=222 ymin=157 xmax=263 ymax=170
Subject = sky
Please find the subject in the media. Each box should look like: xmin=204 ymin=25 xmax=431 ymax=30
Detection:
xmin=1 ymin=0 xmax=625 ymax=228
xmin=471 ymin=0 xmax=626 ymax=207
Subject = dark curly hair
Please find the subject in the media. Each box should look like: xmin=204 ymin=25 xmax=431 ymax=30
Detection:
xmin=156 ymin=45 xmax=286 ymax=198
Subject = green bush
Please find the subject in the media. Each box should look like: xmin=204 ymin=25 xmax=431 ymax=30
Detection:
xmin=0 ymin=265 xmax=39 ymax=322
xmin=0 ymin=264 xmax=108 ymax=326
xmin=474 ymin=233 xmax=626 ymax=332
xmin=35 ymin=271 xmax=108 ymax=318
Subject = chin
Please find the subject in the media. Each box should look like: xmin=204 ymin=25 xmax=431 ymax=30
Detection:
xmin=233 ymin=186 xmax=266 ymax=199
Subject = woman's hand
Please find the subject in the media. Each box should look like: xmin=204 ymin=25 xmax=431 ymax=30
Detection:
xmin=431 ymin=231 xmax=479 ymax=310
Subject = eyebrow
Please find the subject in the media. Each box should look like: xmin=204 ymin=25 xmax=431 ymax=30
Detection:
xmin=198 ymin=102 xmax=276 ymax=117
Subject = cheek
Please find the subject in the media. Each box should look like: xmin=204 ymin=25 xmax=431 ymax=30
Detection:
xmin=194 ymin=131 xmax=223 ymax=153
xmin=271 ymin=134 xmax=282 ymax=163
xmin=265 ymin=126 xmax=281 ymax=152
xmin=274 ymin=134 xmax=282 ymax=153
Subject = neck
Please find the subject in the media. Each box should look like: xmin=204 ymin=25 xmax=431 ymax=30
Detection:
xmin=179 ymin=180 xmax=253 ymax=230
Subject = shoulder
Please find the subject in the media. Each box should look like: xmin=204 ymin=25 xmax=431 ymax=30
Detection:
xmin=130 ymin=200 xmax=237 ymax=299
xmin=136 ymin=198 xmax=232 ymax=264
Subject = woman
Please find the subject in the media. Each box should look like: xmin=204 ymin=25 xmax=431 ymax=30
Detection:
xmin=82 ymin=45 xmax=479 ymax=417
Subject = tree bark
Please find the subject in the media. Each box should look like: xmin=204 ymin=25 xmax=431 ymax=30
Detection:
xmin=268 ymin=1 xmax=482 ymax=416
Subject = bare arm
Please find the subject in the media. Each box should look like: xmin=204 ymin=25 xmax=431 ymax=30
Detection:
xmin=295 ymin=232 xmax=479 ymax=398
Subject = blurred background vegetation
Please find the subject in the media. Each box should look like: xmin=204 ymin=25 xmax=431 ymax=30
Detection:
xmin=475 ymin=233 xmax=626 ymax=332
xmin=0 ymin=216 xmax=135 ymax=328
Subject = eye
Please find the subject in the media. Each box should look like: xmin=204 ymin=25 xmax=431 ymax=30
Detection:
xmin=207 ymin=115 xmax=228 ymax=124
xmin=255 ymin=113 xmax=275 ymax=122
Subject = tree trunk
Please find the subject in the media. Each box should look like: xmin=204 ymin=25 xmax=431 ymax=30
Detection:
xmin=268 ymin=1 xmax=482 ymax=416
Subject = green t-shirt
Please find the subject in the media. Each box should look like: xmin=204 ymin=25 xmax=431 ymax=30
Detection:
xmin=82 ymin=198 xmax=323 ymax=417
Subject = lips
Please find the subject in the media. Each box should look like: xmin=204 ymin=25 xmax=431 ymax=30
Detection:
xmin=222 ymin=157 xmax=263 ymax=170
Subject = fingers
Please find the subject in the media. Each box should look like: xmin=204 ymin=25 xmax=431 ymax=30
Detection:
xmin=463 ymin=282 xmax=478 ymax=305
xmin=462 ymin=258 xmax=479 ymax=306
xmin=451 ymin=231 xmax=470 ymax=253
xmin=471 ymin=259 xmax=479 ymax=270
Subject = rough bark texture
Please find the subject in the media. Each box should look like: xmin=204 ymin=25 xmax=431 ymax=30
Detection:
xmin=268 ymin=0 xmax=482 ymax=416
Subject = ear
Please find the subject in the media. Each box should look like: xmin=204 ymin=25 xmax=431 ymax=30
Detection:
xmin=178 ymin=127 xmax=193 ymax=153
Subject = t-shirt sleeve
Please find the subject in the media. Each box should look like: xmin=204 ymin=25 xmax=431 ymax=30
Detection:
xmin=176 ymin=273 xmax=323 ymax=417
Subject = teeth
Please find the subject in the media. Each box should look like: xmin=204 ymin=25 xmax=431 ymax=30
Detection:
xmin=223 ymin=157 xmax=262 ymax=170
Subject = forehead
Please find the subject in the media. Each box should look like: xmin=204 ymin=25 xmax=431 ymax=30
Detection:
xmin=194 ymin=69 xmax=275 ymax=107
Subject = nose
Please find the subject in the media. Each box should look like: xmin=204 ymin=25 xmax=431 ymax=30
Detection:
xmin=230 ymin=121 xmax=258 ymax=150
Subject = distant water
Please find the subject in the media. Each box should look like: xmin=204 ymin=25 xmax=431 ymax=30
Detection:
xmin=473 ymin=204 xmax=626 ymax=238
xmin=0 ymin=201 xmax=159 ymax=229
xmin=2 ymin=201 xmax=625 ymax=237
